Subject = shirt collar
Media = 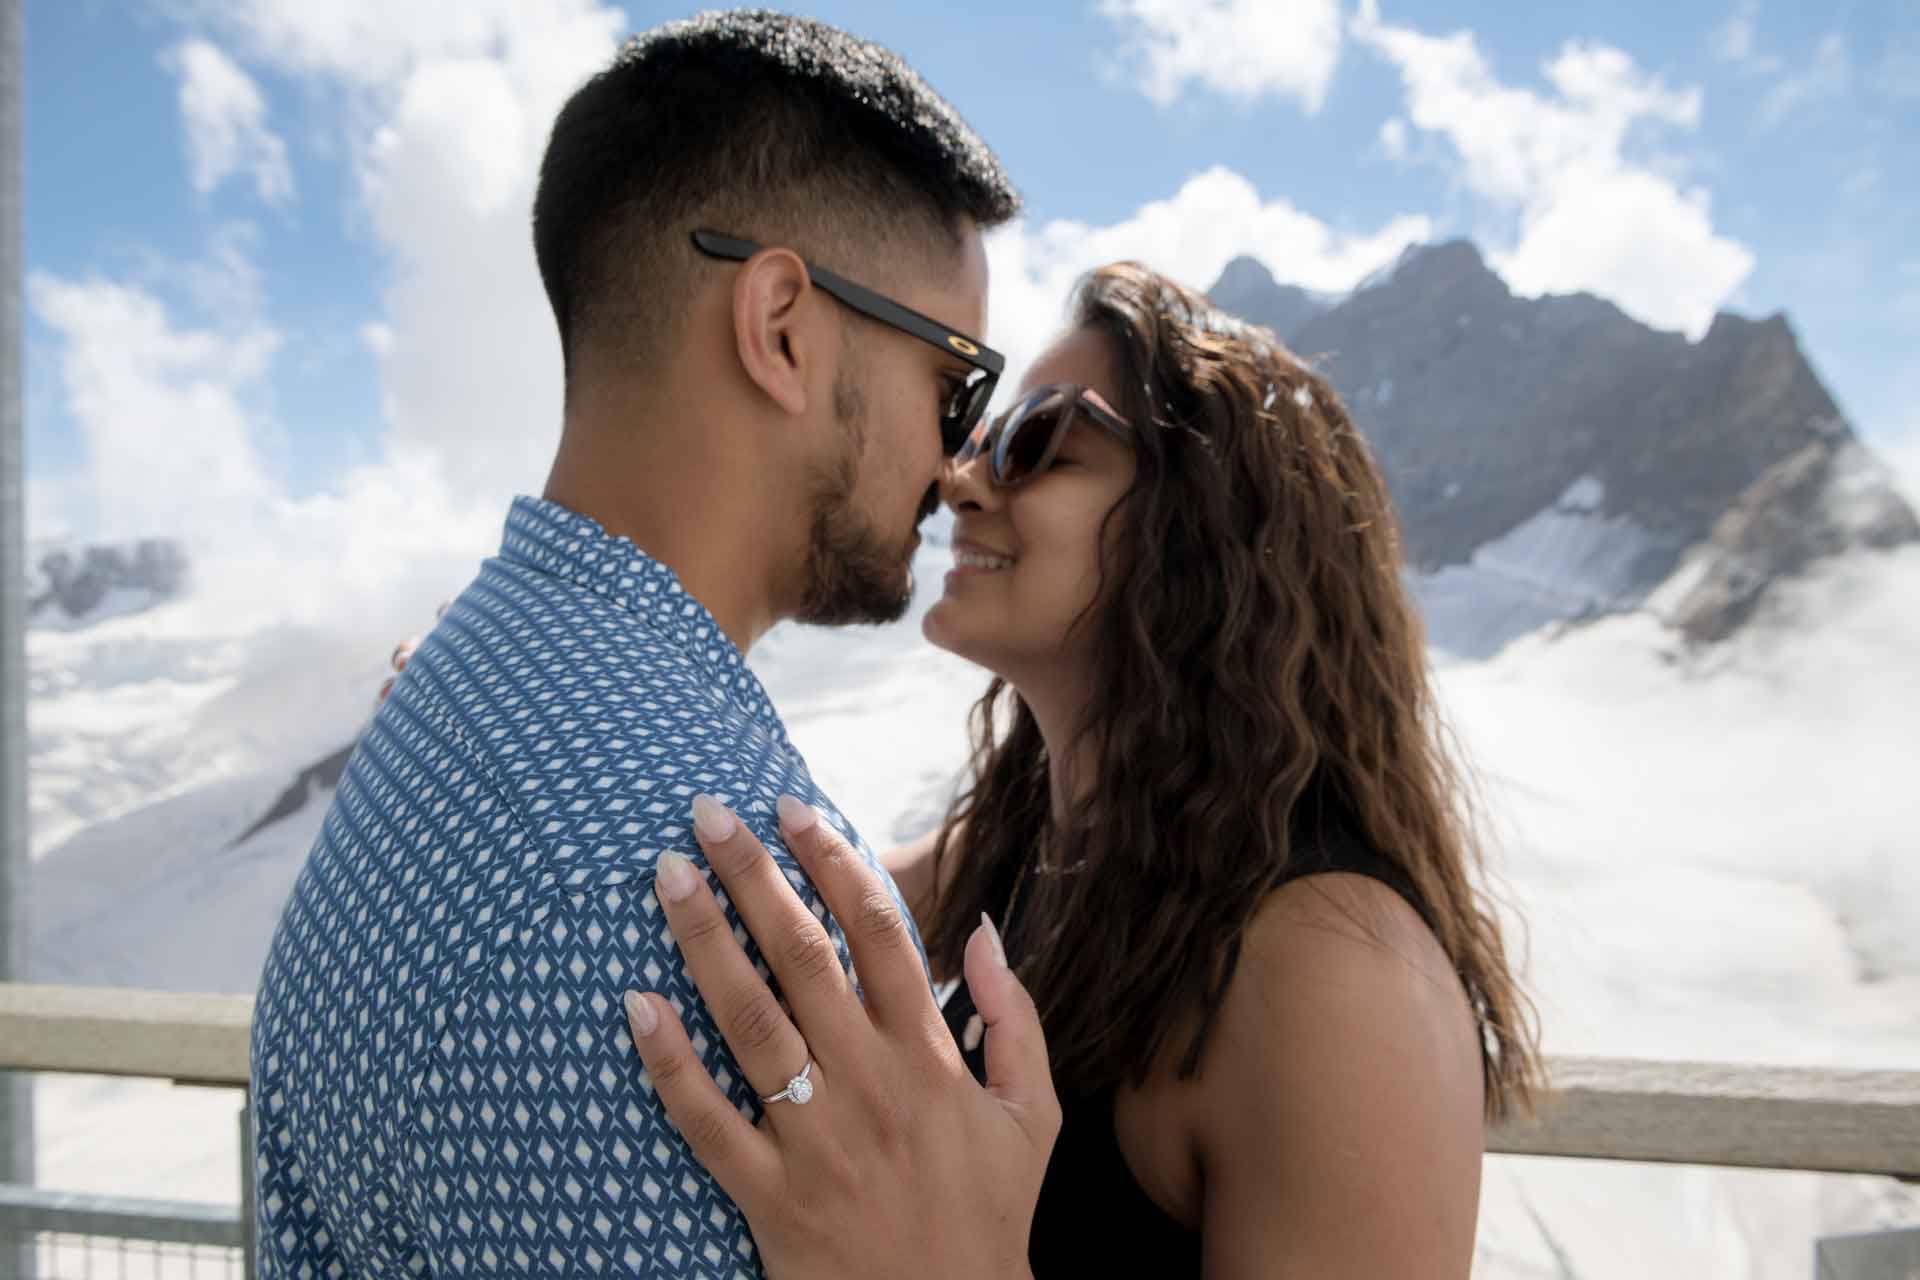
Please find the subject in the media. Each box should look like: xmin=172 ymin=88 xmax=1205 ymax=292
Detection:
xmin=499 ymin=495 xmax=790 ymax=747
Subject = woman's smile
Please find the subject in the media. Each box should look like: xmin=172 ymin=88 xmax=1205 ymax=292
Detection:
xmin=948 ymin=536 xmax=1015 ymax=576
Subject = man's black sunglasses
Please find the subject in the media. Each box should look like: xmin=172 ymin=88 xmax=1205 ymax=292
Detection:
xmin=691 ymin=230 xmax=1003 ymax=455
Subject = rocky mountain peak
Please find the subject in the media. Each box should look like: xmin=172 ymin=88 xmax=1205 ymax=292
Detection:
xmin=1368 ymin=238 xmax=1498 ymax=297
xmin=28 ymin=538 xmax=191 ymax=628
xmin=1211 ymin=254 xmax=1279 ymax=298
xmin=1209 ymin=243 xmax=1917 ymax=655
xmin=1207 ymin=254 xmax=1330 ymax=342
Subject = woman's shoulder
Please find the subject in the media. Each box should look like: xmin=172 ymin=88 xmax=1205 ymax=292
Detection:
xmin=1220 ymin=866 xmax=1475 ymax=1070
xmin=1257 ymin=860 xmax=1447 ymax=970
xmin=1204 ymin=861 xmax=1483 ymax=1083
xmin=1179 ymin=868 xmax=1486 ymax=1269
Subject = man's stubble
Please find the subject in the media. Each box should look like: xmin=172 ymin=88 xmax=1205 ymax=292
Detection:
xmin=792 ymin=351 xmax=929 ymax=627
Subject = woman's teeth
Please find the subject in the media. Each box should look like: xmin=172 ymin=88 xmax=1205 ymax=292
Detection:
xmin=955 ymin=550 xmax=1014 ymax=571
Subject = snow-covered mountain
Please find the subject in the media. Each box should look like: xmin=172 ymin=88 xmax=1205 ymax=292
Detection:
xmin=21 ymin=244 xmax=1920 ymax=1275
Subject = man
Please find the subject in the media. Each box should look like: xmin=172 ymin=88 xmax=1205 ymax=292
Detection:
xmin=250 ymin=12 xmax=1018 ymax=1275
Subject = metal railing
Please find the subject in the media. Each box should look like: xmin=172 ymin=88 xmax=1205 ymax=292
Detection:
xmin=0 ymin=987 xmax=252 ymax=1279
xmin=0 ymin=1185 xmax=246 ymax=1278
xmin=1 ymin=982 xmax=1917 ymax=1275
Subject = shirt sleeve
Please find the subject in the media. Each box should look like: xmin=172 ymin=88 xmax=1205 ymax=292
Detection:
xmin=397 ymin=844 xmax=833 ymax=1279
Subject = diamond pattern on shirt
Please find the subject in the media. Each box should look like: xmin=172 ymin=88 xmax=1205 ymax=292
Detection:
xmin=250 ymin=495 xmax=917 ymax=1278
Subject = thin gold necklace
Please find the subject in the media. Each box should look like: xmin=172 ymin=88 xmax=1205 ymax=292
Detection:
xmin=962 ymin=851 xmax=1041 ymax=1056
xmin=997 ymin=834 xmax=1088 ymax=956
xmin=998 ymin=848 xmax=1040 ymax=956
xmin=963 ymin=839 xmax=1082 ymax=1055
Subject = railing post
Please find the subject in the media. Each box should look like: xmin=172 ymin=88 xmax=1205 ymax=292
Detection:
xmin=239 ymin=1093 xmax=257 ymax=1280
xmin=0 ymin=0 xmax=40 ymax=1272
xmin=1814 ymin=1226 xmax=1920 ymax=1278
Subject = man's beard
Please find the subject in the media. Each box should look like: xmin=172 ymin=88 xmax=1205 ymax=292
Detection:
xmin=794 ymin=359 xmax=928 ymax=627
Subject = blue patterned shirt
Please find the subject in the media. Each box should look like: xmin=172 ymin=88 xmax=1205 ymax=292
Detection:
xmin=251 ymin=495 xmax=918 ymax=1278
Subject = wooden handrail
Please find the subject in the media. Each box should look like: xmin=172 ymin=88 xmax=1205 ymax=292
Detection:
xmin=2 ymin=983 xmax=1916 ymax=1179
xmin=1486 ymin=1055 xmax=1920 ymax=1179
xmin=0 ymin=983 xmax=250 ymax=1087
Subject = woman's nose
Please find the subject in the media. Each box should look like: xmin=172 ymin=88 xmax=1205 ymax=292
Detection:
xmin=939 ymin=451 xmax=996 ymax=513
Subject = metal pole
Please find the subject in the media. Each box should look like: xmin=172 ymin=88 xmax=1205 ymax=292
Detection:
xmin=0 ymin=0 xmax=38 ymax=1264
xmin=238 ymin=1098 xmax=256 ymax=1280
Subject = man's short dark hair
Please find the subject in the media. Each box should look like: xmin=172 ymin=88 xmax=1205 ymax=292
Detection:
xmin=532 ymin=9 xmax=1021 ymax=385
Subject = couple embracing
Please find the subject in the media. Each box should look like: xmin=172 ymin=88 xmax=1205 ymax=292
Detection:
xmin=252 ymin=10 xmax=1539 ymax=1278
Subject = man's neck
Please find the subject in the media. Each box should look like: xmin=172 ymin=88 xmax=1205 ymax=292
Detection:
xmin=542 ymin=411 xmax=790 ymax=656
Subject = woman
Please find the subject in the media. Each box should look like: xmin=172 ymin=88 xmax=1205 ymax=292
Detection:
xmin=904 ymin=263 xmax=1538 ymax=1273
xmin=393 ymin=263 xmax=1543 ymax=1275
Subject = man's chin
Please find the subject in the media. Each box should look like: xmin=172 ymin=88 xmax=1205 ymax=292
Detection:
xmin=794 ymin=510 xmax=922 ymax=626
xmin=798 ymin=571 xmax=913 ymax=628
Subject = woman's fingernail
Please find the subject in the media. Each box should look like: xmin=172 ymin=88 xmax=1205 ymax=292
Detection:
xmin=657 ymin=851 xmax=699 ymax=902
xmin=980 ymin=911 xmax=1007 ymax=969
xmin=690 ymin=794 xmax=735 ymax=843
xmin=777 ymin=794 xmax=818 ymax=833
xmin=624 ymin=990 xmax=658 ymax=1036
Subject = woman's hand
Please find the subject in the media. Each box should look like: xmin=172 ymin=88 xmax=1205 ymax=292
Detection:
xmin=377 ymin=637 xmax=417 ymax=705
xmin=622 ymin=795 xmax=1059 ymax=1280
xmin=376 ymin=601 xmax=450 ymax=705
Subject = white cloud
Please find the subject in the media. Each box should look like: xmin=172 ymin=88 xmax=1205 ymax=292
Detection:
xmin=1709 ymin=0 xmax=1783 ymax=73
xmin=30 ymin=272 xmax=279 ymax=542
xmin=23 ymin=470 xmax=91 ymax=547
xmin=1710 ymin=1 xmax=1757 ymax=62
xmin=1495 ymin=168 xmax=1750 ymax=337
xmin=985 ymin=166 xmax=1432 ymax=386
xmin=28 ymin=259 xmax=493 ymax=633
xmin=1757 ymin=32 xmax=1851 ymax=128
xmin=1097 ymin=0 xmax=1343 ymax=112
xmin=1353 ymin=4 xmax=1752 ymax=339
xmin=12 ymin=0 xmax=630 ymax=630
xmin=1379 ymin=116 xmax=1410 ymax=160
xmin=164 ymin=39 xmax=294 ymax=206
xmin=1875 ymin=362 xmax=1920 ymax=506
xmin=180 ymin=0 xmax=627 ymax=504
xmin=1886 ymin=431 xmax=1920 ymax=509
xmin=148 ymin=220 xmax=267 ymax=319
xmin=184 ymin=0 xmax=616 ymax=92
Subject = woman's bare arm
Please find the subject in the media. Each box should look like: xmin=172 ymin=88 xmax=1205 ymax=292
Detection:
xmin=880 ymin=818 xmax=973 ymax=926
xmin=1195 ymin=872 xmax=1486 ymax=1278
xmin=880 ymin=823 xmax=971 ymax=980
xmin=879 ymin=827 xmax=943 ymax=926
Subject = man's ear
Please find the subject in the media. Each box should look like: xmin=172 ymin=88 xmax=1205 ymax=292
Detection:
xmin=730 ymin=248 xmax=825 ymax=419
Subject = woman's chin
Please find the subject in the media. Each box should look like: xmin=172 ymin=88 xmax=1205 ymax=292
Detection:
xmin=920 ymin=600 xmax=960 ymax=651
xmin=921 ymin=602 xmax=987 ymax=666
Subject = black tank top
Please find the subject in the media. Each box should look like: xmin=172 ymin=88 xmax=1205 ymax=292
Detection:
xmin=938 ymin=830 xmax=1439 ymax=1278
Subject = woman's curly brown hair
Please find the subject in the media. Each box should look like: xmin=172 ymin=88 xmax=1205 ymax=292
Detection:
xmin=924 ymin=261 xmax=1543 ymax=1121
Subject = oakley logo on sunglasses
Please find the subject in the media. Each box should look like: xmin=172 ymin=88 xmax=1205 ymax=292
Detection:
xmin=946 ymin=335 xmax=982 ymax=357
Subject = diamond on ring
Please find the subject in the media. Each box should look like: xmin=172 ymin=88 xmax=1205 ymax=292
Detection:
xmin=761 ymin=1060 xmax=814 ymax=1106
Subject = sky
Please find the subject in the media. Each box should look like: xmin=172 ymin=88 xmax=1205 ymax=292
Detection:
xmin=19 ymin=0 xmax=1920 ymax=575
